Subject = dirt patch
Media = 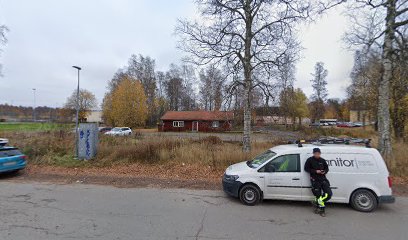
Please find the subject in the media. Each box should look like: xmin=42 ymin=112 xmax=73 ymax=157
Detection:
xmin=9 ymin=172 xmax=221 ymax=190
xmin=1 ymin=164 xmax=223 ymax=190
xmin=392 ymin=177 xmax=408 ymax=196
xmin=393 ymin=185 xmax=408 ymax=196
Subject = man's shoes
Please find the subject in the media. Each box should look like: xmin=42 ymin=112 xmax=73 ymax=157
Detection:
xmin=319 ymin=208 xmax=326 ymax=217
xmin=312 ymin=199 xmax=319 ymax=214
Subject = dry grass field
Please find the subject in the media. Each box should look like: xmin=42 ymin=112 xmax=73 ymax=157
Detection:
xmin=1 ymin=126 xmax=407 ymax=180
xmin=1 ymin=131 xmax=278 ymax=169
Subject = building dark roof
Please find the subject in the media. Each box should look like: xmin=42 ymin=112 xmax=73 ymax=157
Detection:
xmin=161 ymin=111 xmax=234 ymax=121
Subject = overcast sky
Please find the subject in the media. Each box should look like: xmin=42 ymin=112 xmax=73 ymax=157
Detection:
xmin=0 ymin=0 xmax=354 ymax=108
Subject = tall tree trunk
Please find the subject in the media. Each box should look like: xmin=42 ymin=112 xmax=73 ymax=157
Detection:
xmin=378 ymin=0 xmax=395 ymax=161
xmin=243 ymin=79 xmax=251 ymax=152
xmin=242 ymin=1 xmax=252 ymax=153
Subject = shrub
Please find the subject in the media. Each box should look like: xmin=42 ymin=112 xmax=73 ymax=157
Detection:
xmin=2 ymin=130 xmax=407 ymax=177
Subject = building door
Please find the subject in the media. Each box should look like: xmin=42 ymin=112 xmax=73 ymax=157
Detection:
xmin=192 ymin=121 xmax=198 ymax=132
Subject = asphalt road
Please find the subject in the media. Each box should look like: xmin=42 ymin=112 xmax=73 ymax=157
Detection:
xmin=0 ymin=182 xmax=406 ymax=240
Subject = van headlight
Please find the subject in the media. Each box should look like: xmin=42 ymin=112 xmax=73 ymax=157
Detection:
xmin=224 ymin=174 xmax=239 ymax=181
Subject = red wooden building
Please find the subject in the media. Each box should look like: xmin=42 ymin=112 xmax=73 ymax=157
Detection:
xmin=158 ymin=111 xmax=234 ymax=132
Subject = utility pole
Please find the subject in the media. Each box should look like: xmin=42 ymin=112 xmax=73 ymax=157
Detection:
xmin=72 ymin=66 xmax=81 ymax=159
xmin=32 ymin=88 xmax=36 ymax=121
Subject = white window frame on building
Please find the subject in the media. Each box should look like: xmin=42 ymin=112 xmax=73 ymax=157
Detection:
xmin=212 ymin=121 xmax=220 ymax=128
xmin=173 ymin=121 xmax=184 ymax=127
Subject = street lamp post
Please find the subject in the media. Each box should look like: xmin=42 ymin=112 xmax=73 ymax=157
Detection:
xmin=72 ymin=66 xmax=81 ymax=159
xmin=32 ymin=88 xmax=36 ymax=122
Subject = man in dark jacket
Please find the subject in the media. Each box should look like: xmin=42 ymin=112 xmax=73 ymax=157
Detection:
xmin=304 ymin=148 xmax=332 ymax=217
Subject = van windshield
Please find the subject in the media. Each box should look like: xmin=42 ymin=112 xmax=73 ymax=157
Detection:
xmin=247 ymin=150 xmax=277 ymax=168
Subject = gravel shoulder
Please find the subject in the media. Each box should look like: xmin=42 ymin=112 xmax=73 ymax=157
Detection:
xmin=2 ymin=165 xmax=408 ymax=196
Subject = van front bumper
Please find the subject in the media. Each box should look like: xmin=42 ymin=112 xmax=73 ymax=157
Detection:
xmin=378 ymin=195 xmax=395 ymax=204
xmin=222 ymin=178 xmax=242 ymax=198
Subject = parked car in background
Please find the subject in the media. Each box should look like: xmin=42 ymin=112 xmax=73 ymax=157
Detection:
xmin=336 ymin=122 xmax=348 ymax=128
xmin=337 ymin=122 xmax=356 ymax=128
xmin=319 ymin=119 xmax=337 ymax=126
xmin=353 ymin=122 xmax=364 ymax=127
xmin=98 ymin=127 xmax=112 ymax=133
xmin=310 ymin=122 xmax=328 ymax=127
xmin=0 ymin=138 xmax=8 ymax=147
xmin=104 ymin=127 xmax=132 ymax=136
xmin=0 ymin=139 xmax=27 ymax=174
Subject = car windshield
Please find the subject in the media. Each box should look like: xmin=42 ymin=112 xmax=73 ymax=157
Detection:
xmin=112 ymin=127 xmax=121 ymax=132
xmin=247 ymin=150 xmax=277 ymax=168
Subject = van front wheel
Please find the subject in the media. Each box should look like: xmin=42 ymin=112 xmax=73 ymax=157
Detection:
xmin=350 ymin=189 xmax=378 ymax=212
xmin=239 ymin=184 xmax=260 ymax=206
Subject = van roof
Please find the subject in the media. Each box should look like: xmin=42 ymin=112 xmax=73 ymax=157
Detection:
xmin=270 ymin=144 xmax=376 ymax=153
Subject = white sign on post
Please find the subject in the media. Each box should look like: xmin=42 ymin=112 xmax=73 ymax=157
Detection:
xmin=78 ymin=123 xmax=98 ymax=160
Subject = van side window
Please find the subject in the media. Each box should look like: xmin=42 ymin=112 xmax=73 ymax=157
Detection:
xmin=263 ymin=154 xmax=300 ymax=172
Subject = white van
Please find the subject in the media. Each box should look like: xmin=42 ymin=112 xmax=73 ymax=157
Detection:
xmin=223 ymin=143 xmax=395 ymax=212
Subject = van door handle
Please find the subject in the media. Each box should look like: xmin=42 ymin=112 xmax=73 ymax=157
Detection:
xmin=292 ymin=178 xmax=300 ymax=180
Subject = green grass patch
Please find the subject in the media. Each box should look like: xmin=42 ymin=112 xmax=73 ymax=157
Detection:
xmin=51 ymin=155 xmax=92 ymax=168
xmin=0 ymin=122 xmax=73 ymax=132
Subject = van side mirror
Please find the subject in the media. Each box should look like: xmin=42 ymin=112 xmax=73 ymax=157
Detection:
xmin=265 ymin=164 xmax=276 ymax=173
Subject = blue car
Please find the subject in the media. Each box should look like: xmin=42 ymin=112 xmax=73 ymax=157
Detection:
xmin=0 ymin=144 xmax=27 ymax=173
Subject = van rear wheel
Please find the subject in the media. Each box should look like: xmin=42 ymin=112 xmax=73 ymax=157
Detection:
xmin=350 ymin=189 xmax=378 ymax=212
xmin=239 ymin=184 xmax=260 ymax=206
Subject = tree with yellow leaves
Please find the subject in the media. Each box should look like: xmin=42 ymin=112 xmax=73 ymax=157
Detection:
xmin=108 ymin=76 xmax=148 ymax=128
xmin=293 ymin=89 xmax=309 ymax=128
xmin=102 ymin=92 xmax=114 ymax=125
xmin=280 ymin=88 xmax=309 ymax=129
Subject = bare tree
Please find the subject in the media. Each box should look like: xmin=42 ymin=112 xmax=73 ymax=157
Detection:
xmin=64 ymin=89 xmax=97 ymax=121
xmin=179 ymin=64 xmax=198 ymax=110
xmin=309 ymin=62 xmax=328 ymax=122
xmin=311 ymin=62 xmax=329 ymax=102
xmin=164 ymin=63 xmax=197 ymax=111
xmin=345 ymin=0 xmax=408 ymax=158
xmin=127 ymin=54 xmax=157 ymax=125
xmin=164 ymin=64 xmax=183 ymax=111
xmin=199 ymin=65 xmax=224 ymax=110
xmin=156 ymin=71 xmax=166 ymax=98
xmin=176 ymin=0 xmax=320 ymax=152
xmin=391 ymin=25 xmax=408 ymax=140
xmin=277 ymin=54 xmax=296 ymax=127
xmin=108 ymin=68 xmax=129 ymax=92
xmin=347 ymin=50 xmax=382 ymax=127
